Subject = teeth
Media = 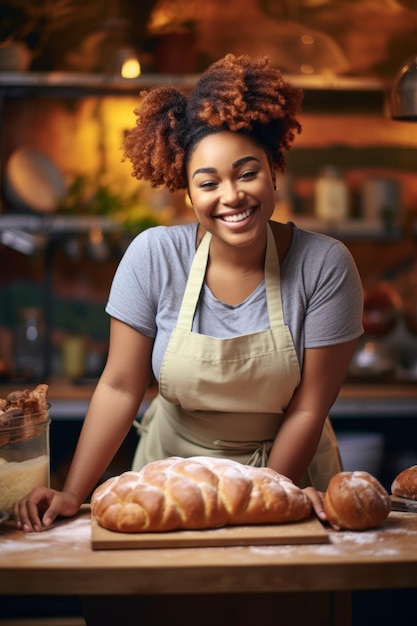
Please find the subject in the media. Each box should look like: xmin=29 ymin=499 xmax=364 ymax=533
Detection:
xmin=222 ymin=208 xmax=253 ymax=223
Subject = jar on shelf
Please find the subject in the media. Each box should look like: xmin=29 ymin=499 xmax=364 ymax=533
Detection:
xmin=314 ymin=166 xmax=349 ymax=223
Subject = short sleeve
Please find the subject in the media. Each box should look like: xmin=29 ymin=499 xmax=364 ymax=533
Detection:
xmin=105 ymin=229 xmax=157 ymax=337
xmin=303 ymin=241 xmax=364 ymax=347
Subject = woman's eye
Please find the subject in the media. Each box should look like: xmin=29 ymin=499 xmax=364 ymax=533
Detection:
xmin=240 ymin=169 xmax=257 ymax=180
xmin=199 ymin=180 xmax=217 ymax=189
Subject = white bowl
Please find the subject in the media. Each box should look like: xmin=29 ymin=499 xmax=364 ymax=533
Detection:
xmin=5 ymin=147 xmax=66 ymax=213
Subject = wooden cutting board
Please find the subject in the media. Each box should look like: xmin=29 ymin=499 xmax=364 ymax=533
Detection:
xmin=91 ymin=514 xmax=329 ymax=550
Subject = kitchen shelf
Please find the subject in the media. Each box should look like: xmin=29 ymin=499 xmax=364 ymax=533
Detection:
xmin=0 ymin=71 xmax=392 ymax=98
xmin=0 ymin=71 xmax=199 ymax=97
xmin=1 ymin=379 xmax=416 ymax=420
xmin=291 ymin=217 xmax=402 ymax=241
xmin=0 ymin=214 xmax=124 ymax=254
xmin=0 ymin=213 xmax=122 ymax=234
xmin=0 ymin=214 xmax=124 ymax=256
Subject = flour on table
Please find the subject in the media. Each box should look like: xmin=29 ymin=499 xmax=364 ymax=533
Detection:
xmin=1 ymin=516 xmax=90 ymax=556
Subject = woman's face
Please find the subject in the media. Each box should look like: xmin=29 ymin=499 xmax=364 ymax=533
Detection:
xmin=186 ymin=131 xmax=276 ymax=247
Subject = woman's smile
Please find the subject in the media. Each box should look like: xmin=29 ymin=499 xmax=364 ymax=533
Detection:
xmin=216 ymin=206 xmax=257 ymax=223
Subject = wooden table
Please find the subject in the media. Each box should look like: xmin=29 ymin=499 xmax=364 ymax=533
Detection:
xmin=1 ymin=507 xmax=417 ymax=626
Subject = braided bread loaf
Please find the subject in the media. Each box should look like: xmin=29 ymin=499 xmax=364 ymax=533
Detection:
xmin=91 ymin=456 xmax=312 ymax=533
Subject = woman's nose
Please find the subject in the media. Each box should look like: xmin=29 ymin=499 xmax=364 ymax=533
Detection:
xmin=221 ymin=184 xmax=244 ymax=206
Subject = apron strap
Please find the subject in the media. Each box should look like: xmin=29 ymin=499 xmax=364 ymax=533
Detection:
xmin=176 ymin=223 xmax=285 ymax=331
xmin=265 ymin=223 xmax=284 ymax=327
xmin=176 ymin=228 xmax=211 ymax=331
xmin=213 ymin=438 xmax=273 ymax=467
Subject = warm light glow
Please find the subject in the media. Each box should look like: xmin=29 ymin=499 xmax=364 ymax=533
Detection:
xmin=89 ymin=227 xmax=104 ymax=244
xmin=301 ymin=35 xmax=315 ymax=45
xmin=121 ymin=58 xmax=141 ymax=79
xmin=300 ymin=64 xmax=315 ymax=74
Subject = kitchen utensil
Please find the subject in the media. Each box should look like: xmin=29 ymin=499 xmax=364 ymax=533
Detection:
xmin=348 ymin=340 xmax=396 ymax=378
xmin=4 ymin=147 xmax=66 ymax=213
xmin=390 ymin=496 xmax=417 ymax=513
xmin=91 ymin=514 xmax=329 ymax=550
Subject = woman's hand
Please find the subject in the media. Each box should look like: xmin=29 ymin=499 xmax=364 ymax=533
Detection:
xmin=303 ymin=486 xmax=326 ymax=520
xmin=303 ymin=486 xmax=340 ymax=530
xmin=13 ymin=488 xmax=80 ymax=533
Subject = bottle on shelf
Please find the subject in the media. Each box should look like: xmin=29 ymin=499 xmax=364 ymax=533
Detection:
xmin=314 ymin=165 xmax=349 ymax=223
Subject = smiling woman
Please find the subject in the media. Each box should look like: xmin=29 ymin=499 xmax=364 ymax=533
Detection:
xmin=14 ymin=54 xmax=363 ymax=539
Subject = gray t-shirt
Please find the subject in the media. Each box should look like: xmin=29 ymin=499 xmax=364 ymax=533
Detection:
xmin=106 ymin=222 xmax=364 ymax=381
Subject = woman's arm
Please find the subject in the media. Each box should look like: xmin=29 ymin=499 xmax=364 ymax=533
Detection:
xmin=14 ymin=318 xmax=154 ymax=531
xmin=267 ymin=338 xmax=357 ymax=523
xmin=267 ymin=339 xmax=357 ymax=482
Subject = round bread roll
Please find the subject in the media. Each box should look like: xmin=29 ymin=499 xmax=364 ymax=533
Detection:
xmin=324 ymin=471 xmax=391 ymax=530
xmin=391 ymin=465 xmax=417 ymax=500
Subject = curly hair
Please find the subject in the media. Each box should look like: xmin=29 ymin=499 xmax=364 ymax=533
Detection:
xmin=123 ymin=54 xmax=303 ymax=192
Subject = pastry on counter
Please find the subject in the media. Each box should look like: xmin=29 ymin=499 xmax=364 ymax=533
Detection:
xmin=324 ymin=470 xmax=391 ymax=530
xmin=391 ymin=465 xmax=417 ymax=500
xmin=91 ymin=456 xmax=312 ymax=533
xmin=0 ymin=384 xmax=49 ymax=445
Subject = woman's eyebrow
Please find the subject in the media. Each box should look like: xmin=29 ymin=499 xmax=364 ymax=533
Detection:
xmin=192 ymin=167 xmax=217 ymax=179
xmin=192 ymin=156 xmax=261 ymax=179
xmin=232 ymin=156 xmax=260 ymax=168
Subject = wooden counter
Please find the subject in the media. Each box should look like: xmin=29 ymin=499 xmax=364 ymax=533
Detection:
xmin=2 ymin=507 xmax=417 ymax=595
xmin=1 ymin=381 xmax=417 ymax=624
xmin=1 ymin=379 xmax=417 ymax=420
xmin=2 ymin=379 xmax=417 ymax=402
xmin=1 ymin=507 xmax=417 ymax=626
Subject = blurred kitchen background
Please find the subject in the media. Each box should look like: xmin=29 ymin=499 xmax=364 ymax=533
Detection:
xmin=1 ymin=0 xmax=417 ymax=489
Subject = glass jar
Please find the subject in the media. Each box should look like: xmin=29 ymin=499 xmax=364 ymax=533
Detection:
xmin=0 ymin=405 xmax=50 ymax=514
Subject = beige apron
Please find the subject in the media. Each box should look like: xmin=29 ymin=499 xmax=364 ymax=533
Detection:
xmin=133 ymin=224 xmax=341 ymax=490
